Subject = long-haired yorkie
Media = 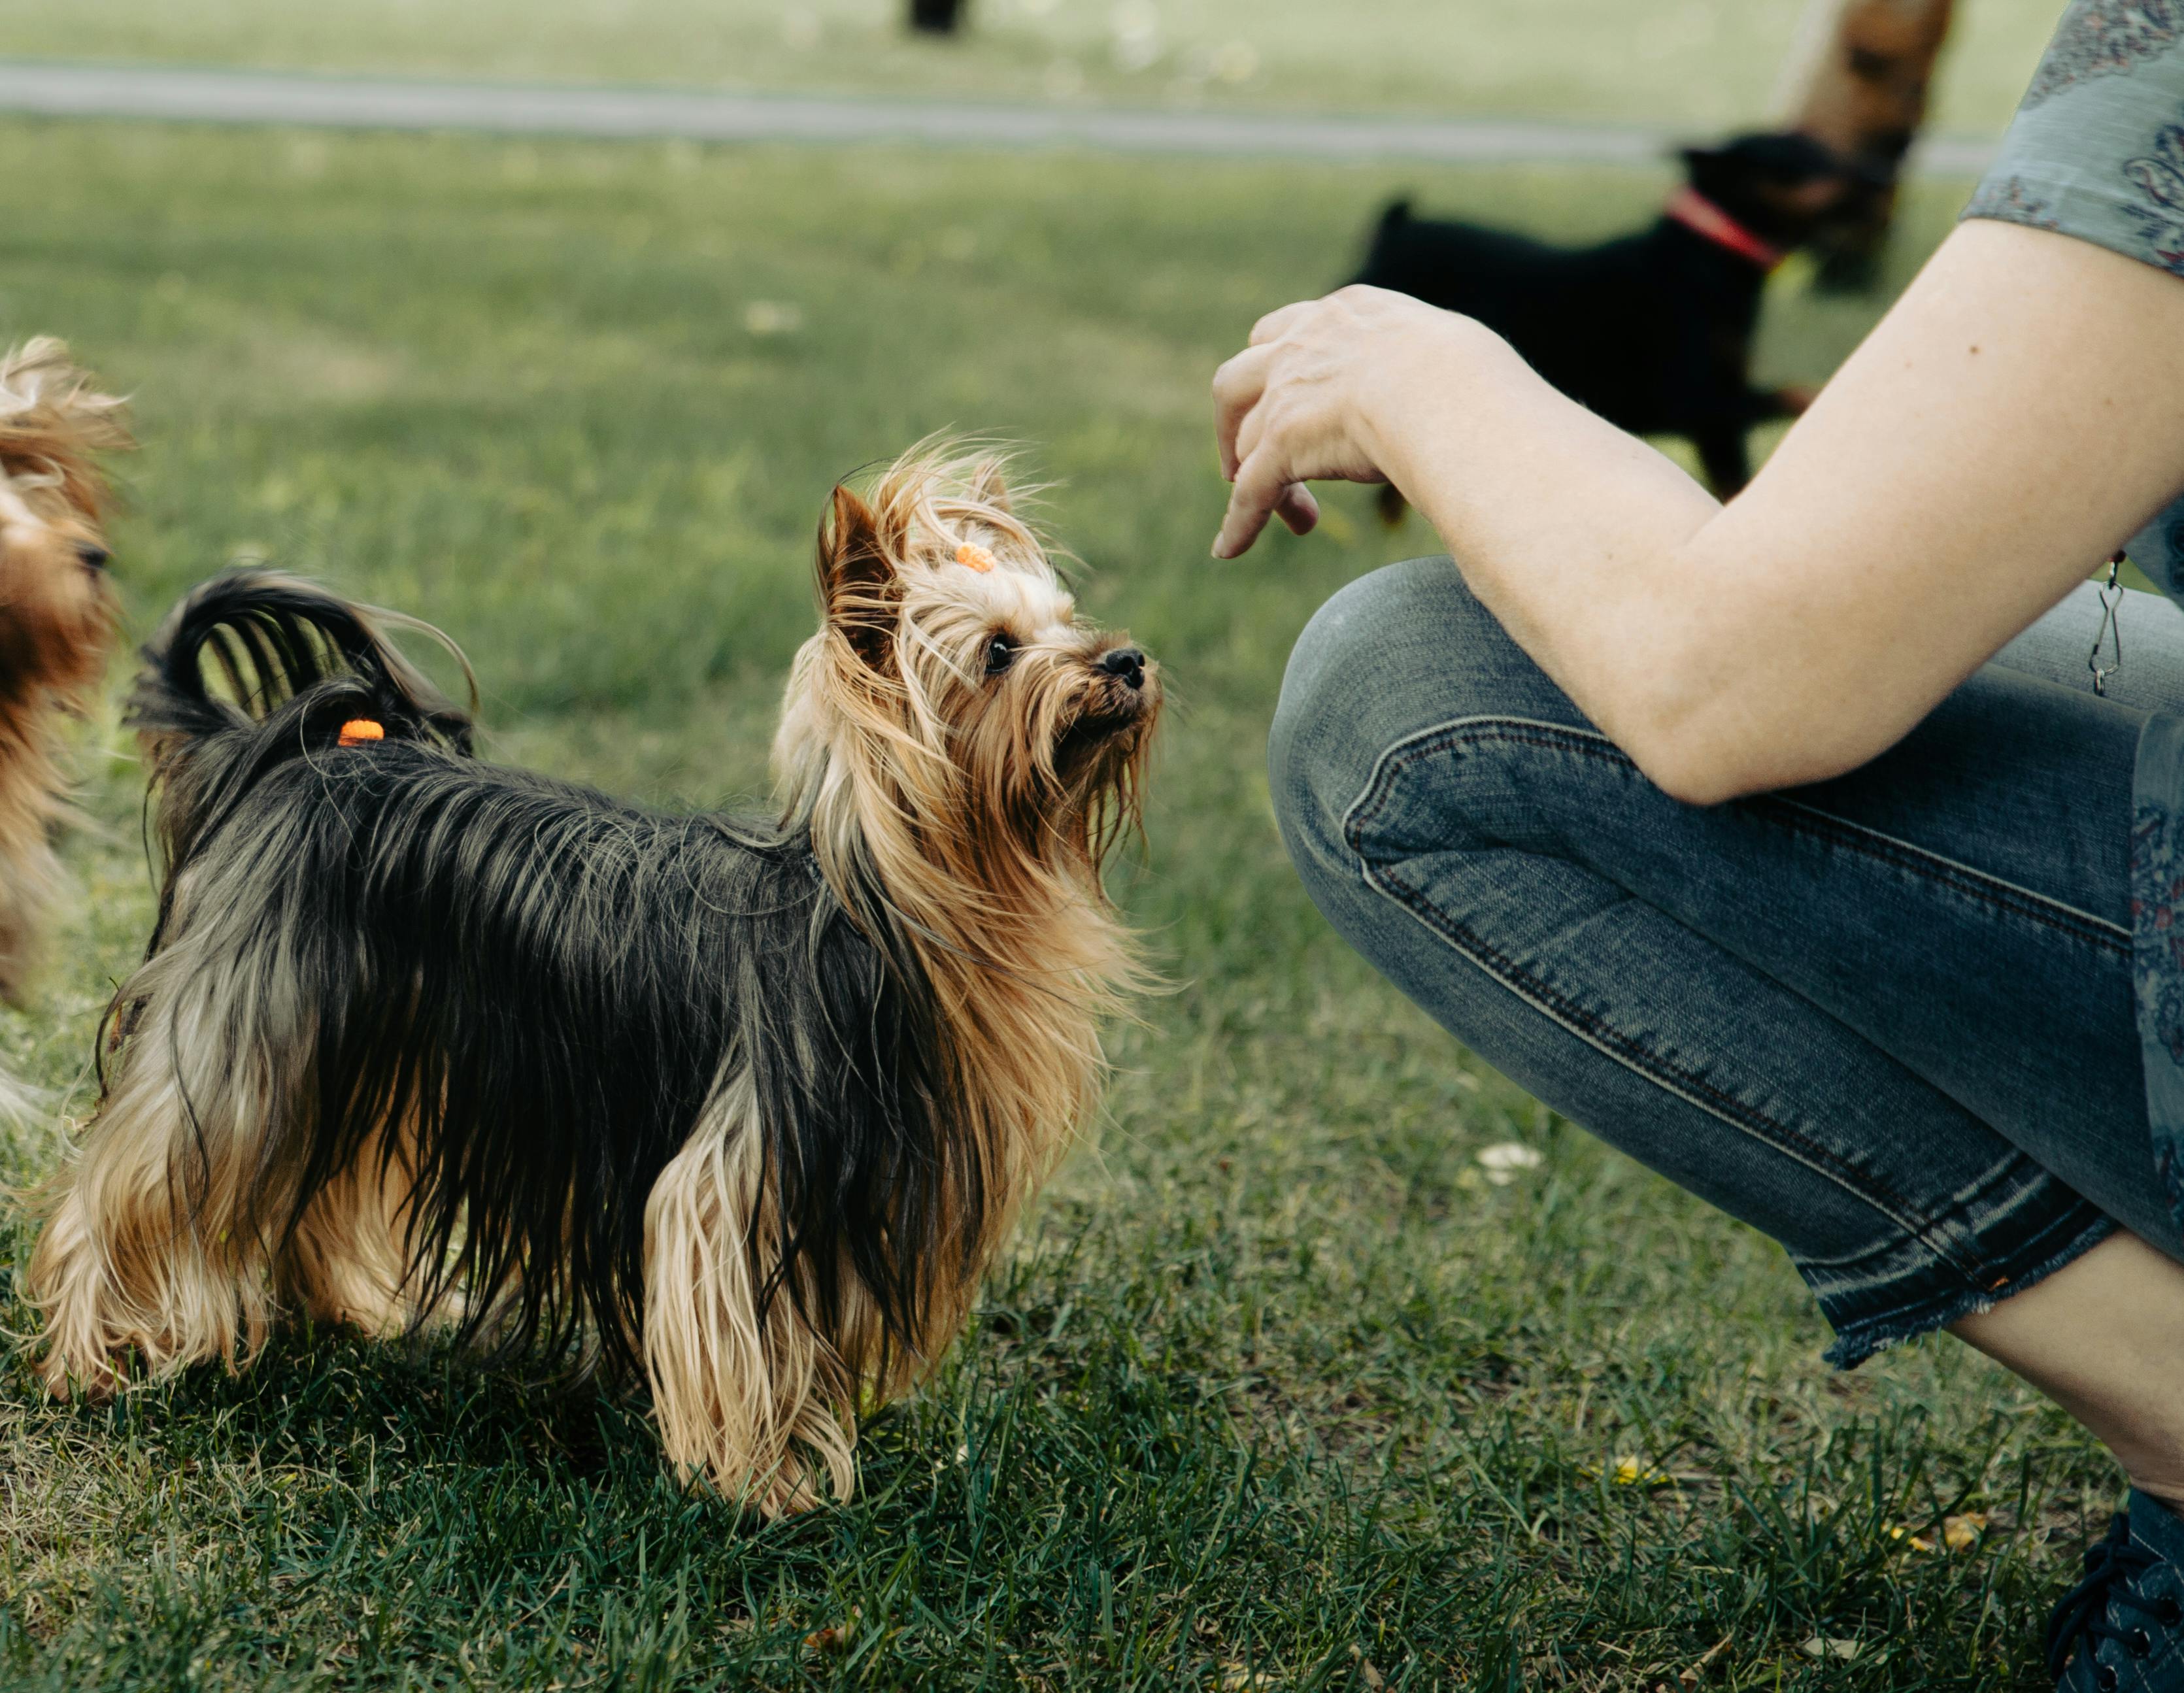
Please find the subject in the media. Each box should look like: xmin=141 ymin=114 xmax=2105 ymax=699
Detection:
xmin=27 ymin=446 xmax=1158 ymax=1513
xmin=0 ymin=339 xmax=130 ymax=1009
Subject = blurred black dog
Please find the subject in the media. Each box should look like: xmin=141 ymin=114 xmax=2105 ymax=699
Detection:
xmin=1354 ymin=133 xmax=1856 ymax=498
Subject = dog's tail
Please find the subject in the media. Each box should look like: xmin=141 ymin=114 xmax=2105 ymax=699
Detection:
xmin=129 ymin=569 xmax=476 ymax=864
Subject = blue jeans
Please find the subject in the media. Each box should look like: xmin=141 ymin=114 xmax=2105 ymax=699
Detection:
xmin=1270 ymin=560 xmax=2184 ymax=1366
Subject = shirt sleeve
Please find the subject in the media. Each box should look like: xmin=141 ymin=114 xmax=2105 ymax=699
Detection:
xmin=1962 ymin=3 xmax=2184 ymax=590
xmin=1962 ymin=1 xmax=2184 ymax=280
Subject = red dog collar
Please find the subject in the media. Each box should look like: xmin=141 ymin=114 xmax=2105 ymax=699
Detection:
xmin=1664 ymin=186 xmax=1786 ymax=270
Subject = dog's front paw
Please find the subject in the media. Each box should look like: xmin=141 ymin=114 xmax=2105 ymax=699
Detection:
xmin=35 ymin=1343 xmax=131 ymax=1403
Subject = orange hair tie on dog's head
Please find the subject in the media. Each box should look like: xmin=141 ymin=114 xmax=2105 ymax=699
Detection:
xmin=338 ymin=719 xmax=385 ymax=747
xmin=954 ymin=542 xmax=996 ymax=573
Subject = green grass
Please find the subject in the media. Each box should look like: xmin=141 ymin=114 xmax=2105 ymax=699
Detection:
xmin=0 ymin=120 xmax=2126 ymax=1689
xmin=0 ymin=0 xmax=2069 ymax=135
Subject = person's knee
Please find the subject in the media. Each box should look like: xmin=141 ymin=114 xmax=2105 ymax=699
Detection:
xmin=1268 ymin=556 xmax=1510 ymax=886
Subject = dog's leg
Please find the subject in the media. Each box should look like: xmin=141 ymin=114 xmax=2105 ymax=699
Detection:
xmin=642 ymin=1077 xmax=864 ymax=1515
xmin=277 ymin=1129 xmax=429 ymax=1338
xmin=27 ymin=1001 xmax=281 ymax=1396
xmin=1696 ymin=429 xmax=1754 ymax=499
xmin=0 ymin=743 xmax=63 ymax=1005
xmin=0 ymin=837 xmax=56 ymax=1004
xmin=1783 ymin=0 xmax=1957 ymax=288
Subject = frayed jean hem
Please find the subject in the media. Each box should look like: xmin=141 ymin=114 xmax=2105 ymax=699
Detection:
xmin=1817 ymin=1204 xmax=2117 ymax=1369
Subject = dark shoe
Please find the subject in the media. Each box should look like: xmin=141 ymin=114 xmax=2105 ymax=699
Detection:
xmin=2050 ymin=1490 xmax=2184 ymax=1690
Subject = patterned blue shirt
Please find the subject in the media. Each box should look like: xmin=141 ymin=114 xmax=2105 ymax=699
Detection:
xmin=1963 ymin=0 xmax=2184 ymax=1232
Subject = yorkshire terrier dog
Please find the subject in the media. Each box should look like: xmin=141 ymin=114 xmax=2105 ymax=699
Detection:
xmin=28 ymin=448 xmax=1158 ymax=1513
xmin=0 ymin=339 xmax=130 ymax=1005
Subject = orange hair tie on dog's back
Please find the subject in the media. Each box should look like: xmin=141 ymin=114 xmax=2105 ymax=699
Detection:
xmin=954 ymin=542 xmax=996 ymax=573
xmin=337 ymin=719 xmax=385 ymax=747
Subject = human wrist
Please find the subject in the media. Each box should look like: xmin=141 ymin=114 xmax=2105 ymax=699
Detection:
xmin=1356 ymin=312 xmax=1500 ymax=498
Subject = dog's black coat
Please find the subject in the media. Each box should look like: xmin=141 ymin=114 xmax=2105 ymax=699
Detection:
xmin=1353 ymin=133 xmax=1847 ymax=493
xmin=123 ymin=573 xmax=964 ymax=1381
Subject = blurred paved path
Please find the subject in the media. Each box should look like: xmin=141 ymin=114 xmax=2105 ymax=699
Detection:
xmin=0 ymin=60 xmax=2001 ymax=173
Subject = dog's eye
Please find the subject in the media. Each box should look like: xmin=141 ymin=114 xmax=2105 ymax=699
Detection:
xmin=984 ymin=633 xmax=1017 ymax=677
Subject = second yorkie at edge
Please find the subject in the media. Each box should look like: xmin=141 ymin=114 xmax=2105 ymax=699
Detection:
xmin=27 ymin=444 xmax=1160 ymax=1515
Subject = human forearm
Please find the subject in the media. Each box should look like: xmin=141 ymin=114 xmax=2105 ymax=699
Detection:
xmin=1372 ymin=329 xmax=1956 ymax=804
xmin=1361 ymin=325 xmax=1757 ymax=801
xmin=1215 ymin=227 xmax=2184 ymax=806
xmin=1213 ymin=293 xmax=1841 ymax=803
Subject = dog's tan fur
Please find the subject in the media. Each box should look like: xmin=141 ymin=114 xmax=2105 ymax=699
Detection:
xmin=0 ymin=338 xmax=129 ymax=1003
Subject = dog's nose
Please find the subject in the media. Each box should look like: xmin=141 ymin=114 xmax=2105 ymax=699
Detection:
xmin=1098 ymin=646 xmax=1145 ymax=690
xmin=74 ymin=543 xmax=109 ymax=571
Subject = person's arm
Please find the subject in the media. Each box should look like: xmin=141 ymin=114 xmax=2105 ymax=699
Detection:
xmin=1211 ymin=219 xmax=2184 ymax=805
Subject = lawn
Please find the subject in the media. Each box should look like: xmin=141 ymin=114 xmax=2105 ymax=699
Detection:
xmin=0 ymin=0 xmax=2068 ymax=137
xmin=0 ymin=116 xmax=2124 ymax=1690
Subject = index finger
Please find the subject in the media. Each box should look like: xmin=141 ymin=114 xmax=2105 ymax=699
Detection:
xmin=1211 ymin=344 xmax=1271 ymax=481
xmin=1212 ymin=444 xmax=1298 ymax=560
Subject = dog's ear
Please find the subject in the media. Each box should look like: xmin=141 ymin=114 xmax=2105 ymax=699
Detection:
xmin=816 ymin=484 xmax=900 ymax=673
xmin=1677 ymin=142 xmax=1743 ymax=201
xmin=964 ymin=455 xmax=1012 ymax=514
xmin=0 ymin=339 xmax=131 ymax=524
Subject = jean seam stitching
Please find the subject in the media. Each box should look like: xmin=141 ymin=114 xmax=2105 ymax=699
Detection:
xmin=1338 ymin=714 xmax=1992 ymax=1281
xmin=1800 ymin=1179 xmax=2101 ymax=1287
xmin=1788 ymin=1148 xmax=2062 ymax=1271
xmin=1360 ymin=852 xmax=1983 ymax=1279
xmin=1349 ymin=715 xmax=2128 ymax=956
xmin=1753 ymin=794 xmax=2129 ymax=954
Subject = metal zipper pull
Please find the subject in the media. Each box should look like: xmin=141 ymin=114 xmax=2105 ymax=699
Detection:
xmin=2091 ymin=550 xmax=2126 ymax=697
